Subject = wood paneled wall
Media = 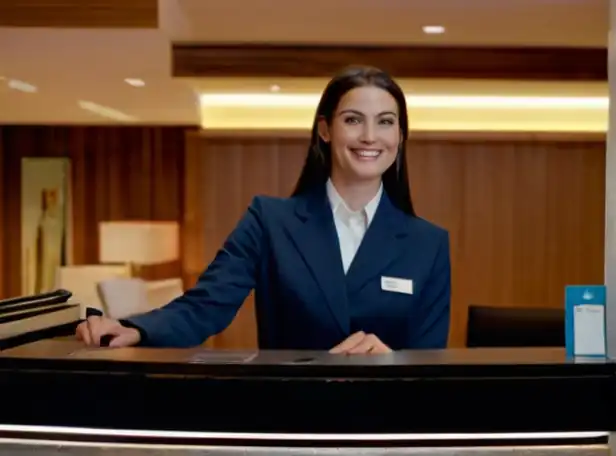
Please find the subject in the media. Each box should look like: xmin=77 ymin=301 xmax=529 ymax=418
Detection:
xmin=0 ymin=125 xmax=190 ymax=300
xmin=408 ymin=134 xmax=605 ymax=345
xmin=184 ymin=135 xmax=308 ymax=349
xmin=184 ymin=132 xmax=606 ymax=348
xmin=0 ymin=126 xmax=606 ymax=348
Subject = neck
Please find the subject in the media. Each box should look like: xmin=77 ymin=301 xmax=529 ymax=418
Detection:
xmin=329 ymin=172 xmax=381 ymax=212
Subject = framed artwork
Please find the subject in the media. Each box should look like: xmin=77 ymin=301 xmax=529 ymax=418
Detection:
xmin=20 ymin=157 xmax=73 ymax=295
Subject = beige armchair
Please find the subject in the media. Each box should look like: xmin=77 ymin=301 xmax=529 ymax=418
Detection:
xmin=97 ymin=277 xmax=184 ymax=320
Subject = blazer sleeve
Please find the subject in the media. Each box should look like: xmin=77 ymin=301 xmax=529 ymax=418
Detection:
xmin=411 ymin=230 xmax=451 ymax=348
xmin=121 ymin=196 xmax=267 ymax=347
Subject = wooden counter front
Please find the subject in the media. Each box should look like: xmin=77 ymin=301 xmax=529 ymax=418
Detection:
xmin=0 ymin=340 xmax=613 ymax=437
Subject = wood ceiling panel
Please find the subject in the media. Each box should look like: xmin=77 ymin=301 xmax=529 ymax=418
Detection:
xmin=0 ymin=0 xmax=158 ymax=28
xmin=173 ymin=44 xmax=607 ymax=81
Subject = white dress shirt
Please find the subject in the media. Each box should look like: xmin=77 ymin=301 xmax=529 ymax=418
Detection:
xmin=326 ymin=179 xmax=383 ymax=274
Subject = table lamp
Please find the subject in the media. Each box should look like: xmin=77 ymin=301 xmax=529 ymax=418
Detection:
xmin=98 ymin=221 xmax=179 ymax=276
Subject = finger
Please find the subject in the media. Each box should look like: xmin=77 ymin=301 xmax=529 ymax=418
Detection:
xmin=75 ymin=323 xmax=83 ymax=340
xmin=348 ymin=335 xmax=377 ymax=354
xmin=329 ymin=331 xmax=365 ymax=354
xmin=88 ymin=317 xmax=124 ymax=347
xmin=81 ymin=321 xmax=94 ymax=346
xmin=75 ymin=322 xmax=91 ymax=345
xmin=348 ymin=334 xmax=392 ymax=354
xmin=86 ymin=316 xmax=104 ymax=346
xmin=371 ymin=343 xmax=393 ymax=354
xmin=108 ymin=330 xmax=137 ymax=348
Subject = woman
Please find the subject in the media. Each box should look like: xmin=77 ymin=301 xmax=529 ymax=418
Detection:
xmin=77 ymin=66 xmax=451 ymax=354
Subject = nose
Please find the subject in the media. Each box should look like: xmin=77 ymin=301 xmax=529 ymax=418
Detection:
xmin=359 ymin=122 xmax=376 ymax=143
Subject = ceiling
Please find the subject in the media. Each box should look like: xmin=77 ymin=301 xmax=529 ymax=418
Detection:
xmin=166 ymin=0 xmax=610 ymax=47
xmin=0 ymin=28 xmax=201 ymax=124
xmin=0 ymin=0 xmax=611 ymax=128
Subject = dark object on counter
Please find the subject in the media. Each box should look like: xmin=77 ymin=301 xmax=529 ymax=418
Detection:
xmin=467 ymin=305 xmax=565 ymax=348
xmin=0 ymin=290 xmax=80 ymax=351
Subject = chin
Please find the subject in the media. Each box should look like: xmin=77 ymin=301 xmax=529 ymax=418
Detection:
xmin=347 ymin=165 xmax=387 ymax=182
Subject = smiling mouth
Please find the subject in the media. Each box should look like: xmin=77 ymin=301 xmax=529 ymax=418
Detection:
xmin=350 ymin=149 xmax=382 ymax=160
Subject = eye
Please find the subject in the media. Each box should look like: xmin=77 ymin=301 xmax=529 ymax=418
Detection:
xmin=344 ymin=116 xmax=361 ymax=125
xmin=380 ymin=118 xmax=395 ymax=125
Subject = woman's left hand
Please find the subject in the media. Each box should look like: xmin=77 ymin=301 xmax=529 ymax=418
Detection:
xmin=329 ymin=331 xmax=392 ymax=355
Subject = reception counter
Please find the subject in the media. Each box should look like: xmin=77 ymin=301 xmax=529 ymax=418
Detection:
xmin=0 ymin=340 xmax=613 ymax=455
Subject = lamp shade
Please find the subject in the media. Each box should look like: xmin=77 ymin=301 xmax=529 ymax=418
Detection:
xmin=99 ymin=221 xmax=179 ymax=265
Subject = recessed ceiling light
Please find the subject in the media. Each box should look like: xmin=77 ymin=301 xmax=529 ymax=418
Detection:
xmin=8 ymin=79 xmax=37 ymax=93
xmin=124 ymin=78 xmax=145 ymax=87
xmin=423 ymin=25 xmax=445 ymax=34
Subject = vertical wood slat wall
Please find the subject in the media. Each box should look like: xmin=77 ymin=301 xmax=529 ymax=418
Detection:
xmin=184 ymin=132 xmax=606 ymax=348
xmin=0 ymin=125 xmax=188 ymax=299
xmin=0 ymin=126 xmax=606 ymax=347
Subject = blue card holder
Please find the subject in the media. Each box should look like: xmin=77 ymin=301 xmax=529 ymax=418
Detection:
xmin=565 ymin=285 xmax=607 ymax=358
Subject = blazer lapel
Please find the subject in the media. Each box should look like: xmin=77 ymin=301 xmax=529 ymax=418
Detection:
xmin=346 ymin=193 xmax=411 ymax=294
xmin=284 ymin=189 xmax=350 ymax=335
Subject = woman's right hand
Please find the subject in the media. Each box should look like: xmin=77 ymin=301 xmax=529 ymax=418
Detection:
xmin=76 ymin=316 xmax=141 ymax=348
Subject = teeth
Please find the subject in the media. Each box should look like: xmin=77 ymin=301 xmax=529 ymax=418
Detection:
xmin=354 ymin=150 xmax=380 ymax=157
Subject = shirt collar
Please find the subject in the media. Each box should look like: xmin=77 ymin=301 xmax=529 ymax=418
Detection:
xmin=326 ymin=178 xmax=383 ymax=225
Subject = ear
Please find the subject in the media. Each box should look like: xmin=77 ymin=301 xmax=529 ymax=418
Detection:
xmin=317 ymin=117 xmax=331 ymax=143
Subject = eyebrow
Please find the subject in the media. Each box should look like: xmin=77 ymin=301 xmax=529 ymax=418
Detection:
xmin=338 ymin=109 xmax=398 ymax=117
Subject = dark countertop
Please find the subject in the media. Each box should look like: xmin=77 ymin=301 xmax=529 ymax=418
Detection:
xmin=0 ymin=340 xmax=612 ymax=378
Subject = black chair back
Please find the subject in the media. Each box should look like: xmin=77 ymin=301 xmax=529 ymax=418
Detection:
xmin=466 ymin=305 xmax=565 ymax=348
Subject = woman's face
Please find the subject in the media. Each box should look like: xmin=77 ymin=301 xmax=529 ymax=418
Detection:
xmin=319 ymin=85 xmax=401 ymax=184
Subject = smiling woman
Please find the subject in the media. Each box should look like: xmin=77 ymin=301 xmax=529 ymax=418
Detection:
xmin=77 ymin=66 xmax=451 ymax=355
xmin=294 ymin=66 xmax=413 ymax=215
xmin=320 ymin=85 xmax=401 ymax=208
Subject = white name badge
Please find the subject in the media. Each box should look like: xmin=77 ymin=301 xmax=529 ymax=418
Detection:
xmin=381 ymin=276 xmax=413 ymax=295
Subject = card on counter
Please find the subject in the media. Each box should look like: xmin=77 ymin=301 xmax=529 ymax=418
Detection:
xmin=565 ymin=285 xmax=607 ymax=358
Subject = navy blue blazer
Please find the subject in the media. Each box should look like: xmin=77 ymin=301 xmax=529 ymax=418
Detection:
xmin=125 ymin=186 xmax=451 ymax=350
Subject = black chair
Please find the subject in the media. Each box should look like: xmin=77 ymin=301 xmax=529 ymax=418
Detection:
xmin=466 ymin=305 xmax=565 ymax=348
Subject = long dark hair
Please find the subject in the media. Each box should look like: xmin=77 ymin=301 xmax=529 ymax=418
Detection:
xmin=291 ymin=65 xmax=415 ymax=216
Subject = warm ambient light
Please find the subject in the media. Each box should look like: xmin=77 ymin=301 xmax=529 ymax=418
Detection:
xmin=408 ymin=95 xmax=609 ymax=109
xmin=78 ymin=100 xmax=137 ymax=122
xmin=423 ymin=25 xmax=445 ymax=34
xmin=0 ymin=425 xmax=607 ymax=441
xmin=7 ymin=79 xmax=37 ymax=93
xmin=201 ymin=93 xmax=318 ymax=107
xmin=99 ymin=221 xmax=179 ymax=266
xmin=124 ymin=78 xmax=145 ymax=87
xmin=199 ymin=93 xmax=609 ymax=110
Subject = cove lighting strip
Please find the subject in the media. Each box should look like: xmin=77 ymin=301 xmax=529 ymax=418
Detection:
xmin=0 ymin=425 xmax=607 ymax=441
xmin=78 ymin=100 xmax=137 ymax=122
xmin=199 ymin=94 xmax=609 ymax=109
